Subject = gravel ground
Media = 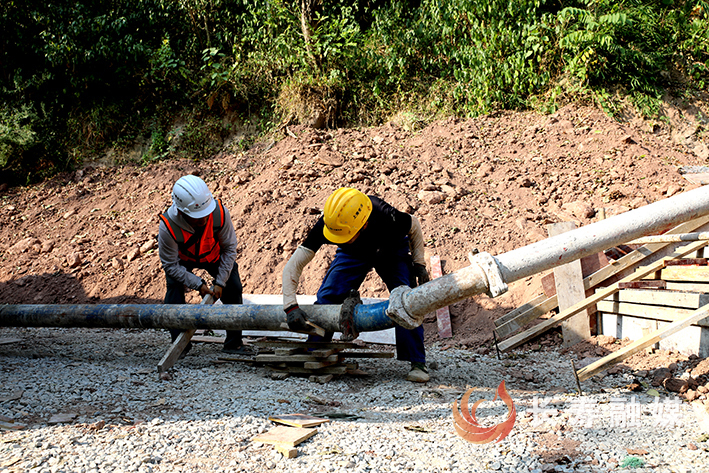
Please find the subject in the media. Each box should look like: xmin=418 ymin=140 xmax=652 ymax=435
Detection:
xmin=1 ymin=327 xmax=708 ymax=473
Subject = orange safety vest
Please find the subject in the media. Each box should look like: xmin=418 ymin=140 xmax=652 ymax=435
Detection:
xmin=159 ymin=200 xmax=225 ymax=264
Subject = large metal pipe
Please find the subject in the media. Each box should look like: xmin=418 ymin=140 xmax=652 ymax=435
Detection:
xmin=2 ymin=185 xmax=709 ymax=332
xmin=389 ymin=184 xmax=709 ymax=327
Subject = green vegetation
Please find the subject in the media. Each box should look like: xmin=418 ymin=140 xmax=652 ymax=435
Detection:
xmin=1 ymin=0 xmax=708 ymax=184
xmin=620 ymin=456 xmax=645 ymax=468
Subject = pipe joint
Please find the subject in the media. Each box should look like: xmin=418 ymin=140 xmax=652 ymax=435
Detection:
xmin=339 ymin=290 xmax=362 ymax=341
xmin=469 ymin=252 xmax=508 ymax=297
xmin=385 ymin=285 xmax=420 ymax=329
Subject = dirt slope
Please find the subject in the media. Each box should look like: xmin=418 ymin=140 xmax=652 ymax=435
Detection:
xmin=1 ymin=103 xmax=708 ymax=351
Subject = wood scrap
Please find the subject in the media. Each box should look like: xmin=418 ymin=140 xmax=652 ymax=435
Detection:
xmin=189 ymin=335 xmax=227 ymax=343
xmin=275 ymin=445 xmax=298 ymax=458
xmin=0 ymin=420 xmax=26 ymax=431
xmin=267 ymin=413 xmax=330 ymax=428
xmin=253 ymin=425 xmax=317 ymax=447
xmin=270 ymin=365 xmax=349 ymax=375
xmin=309 ymin=374 xmax=334 ymax=383
xmin=304 ymin=359 xmax=340 ymax=369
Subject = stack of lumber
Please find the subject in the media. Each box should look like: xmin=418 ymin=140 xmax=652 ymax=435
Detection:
xmin=596 ymin=258 xmax=709 ymax=357
xmin=223 ymin=340 xmax=393 ymax=381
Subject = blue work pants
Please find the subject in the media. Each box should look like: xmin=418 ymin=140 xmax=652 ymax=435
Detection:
xmin=314 ymin=243 xmax=425 ymax=363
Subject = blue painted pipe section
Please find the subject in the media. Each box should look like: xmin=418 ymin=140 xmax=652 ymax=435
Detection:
xmin=0 ymin=302 xmax=396 ymax=333
xmin=353 ymin=301 xmax=395 ymax=332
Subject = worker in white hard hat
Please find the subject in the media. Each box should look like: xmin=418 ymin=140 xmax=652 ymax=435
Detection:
xmin=158 ymin=174 xmax=250 ymax=356
xmin=281 ymin=187 xmax=431 ymax=382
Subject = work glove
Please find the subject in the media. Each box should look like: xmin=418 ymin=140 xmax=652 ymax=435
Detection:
xmin=413 ymin=263 xmax=430 ymax=287
xmin=285 ymin=304 xmax=308 ymax=331
xmin=212 ymin=284 xmax=223 ymax=301
xmin=198 ymin=282 xmax=214 ymax=298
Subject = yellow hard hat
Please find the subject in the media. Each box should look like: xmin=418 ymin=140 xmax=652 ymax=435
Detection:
xmin=323 ymin=188 xmax=372 ymax=244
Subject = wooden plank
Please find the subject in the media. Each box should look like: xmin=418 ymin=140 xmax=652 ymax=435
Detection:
xmin=577 ymin=303 xmax=709 ymax=381
xmin=253 ymin=426 xmax=317 ymax=447
xmin=665 ymin=258 xmax=708 ymax=266
xmin=157 ymin=329 xmax=196 ymax=373
xmin=618 ymin=280 xmax=667 ymax=289
xmin=256 ymin=354 xmax=339 ymax=363
xmin=628 ymin=232 xmax=709 ymax=244
xmin=158 ymin=293 xmax=214 ymax=373
xmin=0 ymin=390 xmax=23 ymax=402
xmin=304 ymin=359 xmax=341 ymax=369
xmin=275 ymin=348 xmax=304 ymax=356
xmin=494 ymin=216 xmax=709 ymax=339
xmin=596 ymin=300 xmax=709 ymax=327
xmin=338 ymin=351 xmax=394 ymax=359
xmin=0 ymin=421 xmax=26 ymax=431
xmin=495 ymin=296 xmax=559 ymax=339
xmin=497 ymin=240 xmax=709 ymax=353
xmin=278 ymin=321 xmax=326 ymax=337
xmin=305 ymin=321 xmax=326 ymax=337
xmin=272 ymin=365 xmax=349 ymax=375
xmin=190 ymin=335 xmax=226 ymax=343
xmin=645 ymin=265 xmax=709 ymax=282
xmin=548 ymin=222 xmax=591 ymax=347
xmin=430 ymin=255 xmax=453 ymax=338
xmin=252 ymin=340 xmax=360 ymax=349
xmin=541 ymin=251 xmax=610 ymax=297
xmin=310 ymin=349 xmax=338 ymax=358
xmin=268 ymin=414 xmax=330 ymax=428
xmin=275 ymin=446 xmax=298 ymax=458
xmin=604 ymin=288 xmax=709 ymax=309
xmin=666 ymin=281 xmax=709 ymax=293
xmin=495 ymin=293 xmax=548 ymax=327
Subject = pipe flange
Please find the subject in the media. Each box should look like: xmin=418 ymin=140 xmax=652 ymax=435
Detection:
xmin=385 ymin=285 xmax=420 ymax=330
xmin=471 ymin=252 xmax=508 ymax=297
xmin=339 ymin=289 xmax=362 ymax=341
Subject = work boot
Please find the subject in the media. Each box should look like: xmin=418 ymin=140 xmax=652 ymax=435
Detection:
xmin=406 ymin=362 xmax=430 ymax=383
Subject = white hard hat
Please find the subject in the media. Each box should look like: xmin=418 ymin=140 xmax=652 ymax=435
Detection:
xmin=172 ymin=175 xmax=216 ymax=218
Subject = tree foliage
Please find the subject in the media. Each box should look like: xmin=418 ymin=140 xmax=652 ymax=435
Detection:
xmin=1 ymin=0 xmax=708 ymax=184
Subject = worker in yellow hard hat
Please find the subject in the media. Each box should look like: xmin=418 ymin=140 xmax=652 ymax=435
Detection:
xmin=282 ymin=187 xmax=431 ymax=382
